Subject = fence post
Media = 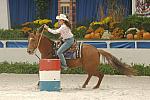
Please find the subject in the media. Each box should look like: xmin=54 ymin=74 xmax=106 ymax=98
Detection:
xmin=39 ymin=59 xmax=61 ymax=91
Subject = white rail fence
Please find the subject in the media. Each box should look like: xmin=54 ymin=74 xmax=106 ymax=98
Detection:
xmin=0 ymin=40 xmax=150 ymax=65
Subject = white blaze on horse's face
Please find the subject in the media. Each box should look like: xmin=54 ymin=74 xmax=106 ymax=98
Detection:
xmin=27 ymin=33 xmax=38 ymax=55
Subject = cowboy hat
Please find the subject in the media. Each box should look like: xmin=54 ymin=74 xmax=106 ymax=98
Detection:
xmin=56 ymin=14 xmax=69 ymax=22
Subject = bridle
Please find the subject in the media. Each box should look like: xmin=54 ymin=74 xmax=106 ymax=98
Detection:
xmin=28 ymin=25 xmax=44 ymax=59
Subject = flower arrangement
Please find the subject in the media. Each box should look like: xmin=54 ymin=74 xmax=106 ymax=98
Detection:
xmin=89 ymin=16 xmax=112 ymax=31
xmin=84 ymin=16 xmax=112 ymax=39
xmin=76 ymin=26 xmax=87 ymax=31
xmin=73 ymin=26 xmax=87 ymax=39
xmin=33 ymin=19 xmax=52 ymax=25
xmin=110 ymin=28 xmax=124 ymax=39
xmin=84 ymin=27 xmax=104 ymax=39
xmin=21 ymin=19 xmax=52 ymax=33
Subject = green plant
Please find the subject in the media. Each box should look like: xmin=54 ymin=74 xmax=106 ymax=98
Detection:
xmin=133 ymin=64 xmax=150 ymax=76
xmin=0 ymin=29 xmax=26 ymax=40
xmin=117 ymin=15 xmax=150 ymax=32
xmin=0 ymin=62 xmax=38 ymax=74
xmin=98 ymin=64 xmax=121 ymax=75
xmin=34 ymin=0 xmax=49 ymax=19
xmin=0 ymin=62 xmax=150 ymax=76
xmin=72 ymin=26 xmax=87 ymax=39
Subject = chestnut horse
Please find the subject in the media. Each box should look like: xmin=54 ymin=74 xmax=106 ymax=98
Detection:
xmin=27 ymin=30 xmax=136 ymax=89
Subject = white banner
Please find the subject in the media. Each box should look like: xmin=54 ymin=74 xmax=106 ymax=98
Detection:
xmin=0 ymin=0 xmax=11 ymax=29
xmin=133 ymin=0 xmax=150 ymax=17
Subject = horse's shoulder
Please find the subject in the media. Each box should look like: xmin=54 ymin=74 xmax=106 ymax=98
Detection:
xmin=82 ymin=43 xmax=98 ymax=51
xmin=83 ymin=43 xmax=93 ymax=47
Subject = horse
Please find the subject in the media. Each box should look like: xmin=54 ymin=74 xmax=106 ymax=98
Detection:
xmin=27 ymin=29 xmax=136 ymax=89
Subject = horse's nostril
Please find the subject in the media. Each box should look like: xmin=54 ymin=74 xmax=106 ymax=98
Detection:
xmin=27 ymin=50 xmax=31 ymax=53
xmin=27 ymin=49 xmax=34 ymax=55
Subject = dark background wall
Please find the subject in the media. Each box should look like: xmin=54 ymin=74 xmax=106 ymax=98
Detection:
xmin=9 ymin=0 xmax=131 ymax=27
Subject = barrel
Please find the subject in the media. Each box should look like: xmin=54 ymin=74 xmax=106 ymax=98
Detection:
xmin=39 ymin=59 xmax=61 ymax=91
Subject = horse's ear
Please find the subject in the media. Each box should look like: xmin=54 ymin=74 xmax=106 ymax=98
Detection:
xmin=28 ymin=31 xmax=36 ymax=37
xmin=35 ymin=30 xmax=40 ymax=36
xmin=33 ymin=31 xmax=36 ymax=35
xmin=37 ymin=25 xmax=44 ymax=33
xmin=27 ymin=31 xmax=32 ymax=37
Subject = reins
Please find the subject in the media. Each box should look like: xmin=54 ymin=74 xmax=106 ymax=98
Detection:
xmin=34 ymin=25 xmax=45 ymax=60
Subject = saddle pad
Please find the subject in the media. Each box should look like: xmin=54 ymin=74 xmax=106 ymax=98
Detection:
xmin=64 ymin=42 xmax=82 ymax=59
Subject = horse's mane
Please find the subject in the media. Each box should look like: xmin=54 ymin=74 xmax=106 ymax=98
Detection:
xmin=37 ymin=25 xmax=55 ymax=44
xmin=41 ymin=34 xmax=55 ymax=44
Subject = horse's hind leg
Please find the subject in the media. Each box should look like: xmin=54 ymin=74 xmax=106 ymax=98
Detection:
xmin=93 ymin=72 xmax=104 ymax=89
xmin=82 ymin=74 xmax=92 ymax=88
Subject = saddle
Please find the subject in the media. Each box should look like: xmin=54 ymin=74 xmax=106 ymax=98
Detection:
xmin=56 ymin=39 xmax=78 ymax=52
xmin=53 ymin=39 xmax=82 ymax=59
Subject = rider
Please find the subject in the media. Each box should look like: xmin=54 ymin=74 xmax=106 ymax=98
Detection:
xmin=44 ymin=14 xmax=74 ymax=70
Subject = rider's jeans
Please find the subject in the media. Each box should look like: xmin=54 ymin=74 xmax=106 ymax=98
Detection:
xmin=57 ymin=37 xmax=74 ymax=68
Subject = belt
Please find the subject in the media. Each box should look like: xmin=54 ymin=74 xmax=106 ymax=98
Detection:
xmin=64 ymin=37 xmax=74 ymax=41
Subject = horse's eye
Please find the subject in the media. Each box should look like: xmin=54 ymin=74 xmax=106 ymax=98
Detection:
xmin=29 ymin=38 xmax=35 ymax=42
xmin=32 ymin=39 xmax=35 ymax=41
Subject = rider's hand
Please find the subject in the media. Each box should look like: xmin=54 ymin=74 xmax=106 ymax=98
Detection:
xmin=44 ymin=24 xmax=49 ymax=30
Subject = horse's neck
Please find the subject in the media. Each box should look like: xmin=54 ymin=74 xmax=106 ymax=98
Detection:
xmin=38 ymin=35 xmax=54 ymax=59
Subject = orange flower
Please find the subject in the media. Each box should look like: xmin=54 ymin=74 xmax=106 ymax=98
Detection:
xmin=21 ymin=27 xmax=32 ymax=33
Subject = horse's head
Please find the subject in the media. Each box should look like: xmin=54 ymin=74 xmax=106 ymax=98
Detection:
xmin=27 ymin=25 xmax=45 ymax=54
xmin=27 ymin=31 xmax=40 ymax=55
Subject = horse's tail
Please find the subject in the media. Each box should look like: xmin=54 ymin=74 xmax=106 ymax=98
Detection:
xmin=98 ymin=49 xmax=137 ymax=76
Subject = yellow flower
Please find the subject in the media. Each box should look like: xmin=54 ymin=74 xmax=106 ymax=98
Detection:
xmin=33 ymin=19 xmax=52 ymax=25
xmin=33 ymin=19 xmax=41 ymax=24
xmin=77 ymin=26 xmax=87 ymax=31
xmin=54 ymin=22 xmax=59 ymax=28
xmin=93 ymin=22 xmax=102 ymax=25
xmin=101 ymin=16 xmax=112 ymax=24
xmin=43 ymin=19 xmax=52 ymax=24
xmin=90 ymin=22 xmax=95 ymax=26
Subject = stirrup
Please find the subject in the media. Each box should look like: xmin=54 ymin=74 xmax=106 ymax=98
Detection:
xmin=61 ymin=65 xmax=68 ymax=71
xmin=63 ymin=67 xmax=68 ymax=71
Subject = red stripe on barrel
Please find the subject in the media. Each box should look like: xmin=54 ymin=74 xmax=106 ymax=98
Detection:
xmin=39 ymin=59 xmax=61 ymax=71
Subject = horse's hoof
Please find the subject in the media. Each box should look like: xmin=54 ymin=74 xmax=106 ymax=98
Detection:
xmin=82 ymin=85 xmax=86 ymax=88
xmin=93 ymin=86 xmax=99 ymax=89
xmin=37 ymin=82 xmax=40 ymax=86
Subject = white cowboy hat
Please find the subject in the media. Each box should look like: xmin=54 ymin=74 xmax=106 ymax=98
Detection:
xmin=56 ymin=14 xmax=69 ymax=22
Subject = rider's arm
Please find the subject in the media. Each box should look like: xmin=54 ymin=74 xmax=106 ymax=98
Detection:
xmin=47 ymin=26 xmax=63 ymax=34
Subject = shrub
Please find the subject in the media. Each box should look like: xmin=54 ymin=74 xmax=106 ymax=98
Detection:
xmin=133 ymin=64 xmax=150 ymax=76
xmin=0 ymin=29 xmax=26 ymax=40
xmin=117 ymin=15 xmax=150 ymax=32
xmin=72 ymin=26 xmax=87 ymax=39
xmin=0 ymin=62 xmax=150 ymax=76
xmin=0 ymin=62 xmax=38 ymax=74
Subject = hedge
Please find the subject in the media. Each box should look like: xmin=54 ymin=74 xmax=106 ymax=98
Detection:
xmin=0 ymin=62 xmax=150 ymax=76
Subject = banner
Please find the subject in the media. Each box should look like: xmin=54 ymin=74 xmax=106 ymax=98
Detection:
xmin=0 ymin=0 xmax=11 ymax=29
xmin=135 ymin=0 xmax=150 ymax=17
